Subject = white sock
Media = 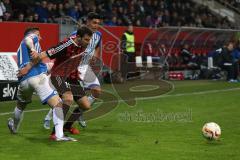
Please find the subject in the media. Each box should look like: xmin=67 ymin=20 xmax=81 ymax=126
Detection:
xmin=52 ymin=107 xmax=64 ymax=138
xmin=88 ymin=95 xmax=96 ymax=105
xmin=45 ymin=109 xmax=53 ymax=121
xmin=14 ymin=107 xmax=24 ymax=129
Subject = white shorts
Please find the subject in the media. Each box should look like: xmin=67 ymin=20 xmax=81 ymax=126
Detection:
xmin=78 ymin=65 xmax=100 ymax=89
xmin=17 ymin=73 xmax=57 ymax=104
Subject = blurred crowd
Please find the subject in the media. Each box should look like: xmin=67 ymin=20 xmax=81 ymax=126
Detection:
xmin=217 ymin=0 xmax=240 ymax=10
xmin=0 ymin=0 xmax=235 ymax=29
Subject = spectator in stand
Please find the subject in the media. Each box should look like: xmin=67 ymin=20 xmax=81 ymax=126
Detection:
xmin=3 ymin=0 xmax=12 ymax=14
xmin=57 ymin=3 xmax=66 ymax=17
xmin=135 ymin=0 xmax=145 ymax=16
xmin=26 ymin=14 xmax=33 ymax=22
xmin=116 ymin=18 xmax=124 ymax=26
xmin=68 ymin=5 xmax=80 ymax=21
xmin=135 ymin=19 xmax=142 ymax=27
xmin=0 ymin=0 xmax=6 ymax=21
xmin=105 ymin=16 xmax=117 ymax=26
xmin=67 ymin=0 xmax=75 ymax=8
xmin=63 ymin=2 xmax=71 ymax=15
xmin=17 ymin=13 xmax=24 ymax=22
xmin=33 ymin=13 xmax=40 ymax=22
xmin=35 ymin=1 xmax=48 ymax=23
xmin=162 ymin=9 xmax=170 ymax=26
xmin=216 ymin=0 xmax=240 ymax=11
xmin=3 ymin=11 xmax=11 ymax=21
xmin=0 ymin=0 xmax=237 ymax=29
xmin=76 ymin=2 xmax=84 ymax=17
xmin=47 ymin=2 xmax=56 ymax=23
xmin=145 ymin=15 xmax=155 ymax=27
xmin=144 ymin=0 xmax=153 ymax=16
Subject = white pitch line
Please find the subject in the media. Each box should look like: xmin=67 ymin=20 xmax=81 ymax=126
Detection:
xmin=0 ymin=108 xmax=49 ymax=116
xmin=1 ymin=87 xmax=240 ymax=116
xmin=137 ymin=87 xmax=240 ymax=100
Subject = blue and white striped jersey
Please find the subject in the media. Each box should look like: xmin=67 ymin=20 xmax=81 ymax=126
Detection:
xmin=71 ymin=30 xmax=102 ymax=65
xmin=17 ymin=33 xmax=47 ymax=82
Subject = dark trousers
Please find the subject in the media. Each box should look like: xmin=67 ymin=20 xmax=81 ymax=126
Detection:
xmin=123 ymin=52 xmax=140 ymax=79
xmin=124 ymin=52 xmax=136 ymax=62
xmin=221 ymin=62 xmax=239 ymax=80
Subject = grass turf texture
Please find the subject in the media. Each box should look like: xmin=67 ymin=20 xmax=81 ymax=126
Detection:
xmin=0 ymin=80 xmax=240 ymax=160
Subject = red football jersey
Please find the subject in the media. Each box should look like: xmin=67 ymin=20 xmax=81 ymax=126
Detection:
xmin=46 ymin=36 xmax=85 ymax=80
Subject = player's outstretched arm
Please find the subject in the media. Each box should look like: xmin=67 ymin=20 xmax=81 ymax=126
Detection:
xmin=17 ymin=62 xmax=34 ymax=77
xmin=18 ymin=38 xmax=73 ymax=77
xmin=17 ymin=51 xmax=48 ymax=77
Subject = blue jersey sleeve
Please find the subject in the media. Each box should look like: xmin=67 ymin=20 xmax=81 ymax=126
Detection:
xmin=70 ymin=30 xmax=77 ymax=36
xmin=17 ymin=34 xmax=40 ymax=68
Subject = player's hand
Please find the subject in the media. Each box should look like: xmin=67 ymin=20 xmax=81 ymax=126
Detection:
xmin=30 ymin=51 xmax=41 ymax=64
xmin=31 ymin=50 xmax=39 ymax=60
xmin=89 ymin=56 xmax=97 ymax=66
xmin=17 ymin=66 xmax=30 ymax=77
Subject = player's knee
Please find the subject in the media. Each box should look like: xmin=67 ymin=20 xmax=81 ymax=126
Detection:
xmin=62 ymin=92 xmax=73 ymax=106
xmin=17 ymin=101 xmax=27 ymax=111
xmin=82 ymin=103 xmax=91 ymax=110
xmin=91 ymin=87 xmax=101 ymax=98
xmin=47 ymin=95 xmax=63 ymax=108
xmin=77 ymin=96 xmax=91 ymax=110
xmin=82 ymin=100 xmax=91 ymax=110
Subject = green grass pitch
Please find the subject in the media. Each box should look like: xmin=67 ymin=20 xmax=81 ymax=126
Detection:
xmin=0 ymin=80 xmax=240 ymax=160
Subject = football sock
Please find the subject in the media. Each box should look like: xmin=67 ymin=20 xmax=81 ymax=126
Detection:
xmin=13 ymin=107 xmax=24 ymax=129
xmin=52 ymin=107 xmax=64 ymax=138
xmin=44 ymin=109 xmax=53 ymax=121
xmin=63 ymin=103 xmax=70 ymax=118
xmin=51 ymin=103 xmax=70 ymax=134
xmin=64 ymin=107 xmax=83 ymax=130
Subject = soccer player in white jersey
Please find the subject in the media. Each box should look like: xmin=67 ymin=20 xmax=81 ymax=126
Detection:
xmin=43 ymin=12 xmax=102 ymax=130
xmin=7 ymin=27 xmax=76 ymax=141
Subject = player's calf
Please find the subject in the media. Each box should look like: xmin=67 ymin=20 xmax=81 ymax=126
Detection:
xmin=77 ymin=96 xmax=91 ymax=128
xmin=43 ymin=92 xmax=73 ymax=129
xmin=7 ymin=101 xmax=27 ymax=134
xmin=43 ymin=109 xmax=52 ymax=130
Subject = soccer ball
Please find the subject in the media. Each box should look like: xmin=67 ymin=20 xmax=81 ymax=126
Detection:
xmin=202 ymin=122 xmax=221 ymax=140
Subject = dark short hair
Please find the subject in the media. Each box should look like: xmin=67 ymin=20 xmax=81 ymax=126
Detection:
xmin=77 ymin=26 xmax=93 ymax=37
xmin=87 ymin=12 xmax=101 ymax=20
xmin=24 ymin=27 xmax=39 ymax=36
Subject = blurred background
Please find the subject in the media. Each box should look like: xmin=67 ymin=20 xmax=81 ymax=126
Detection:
xmin=1 ymin=0 xmax=240 ymax=100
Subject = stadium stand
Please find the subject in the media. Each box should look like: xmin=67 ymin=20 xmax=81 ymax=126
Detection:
xmin=0 ymin=0 xmax=239 ymax=81
xmin=0 ymin=0 xmax=235 ymax=29
xmin=216 ymin=0 xmax=240 ymax=13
